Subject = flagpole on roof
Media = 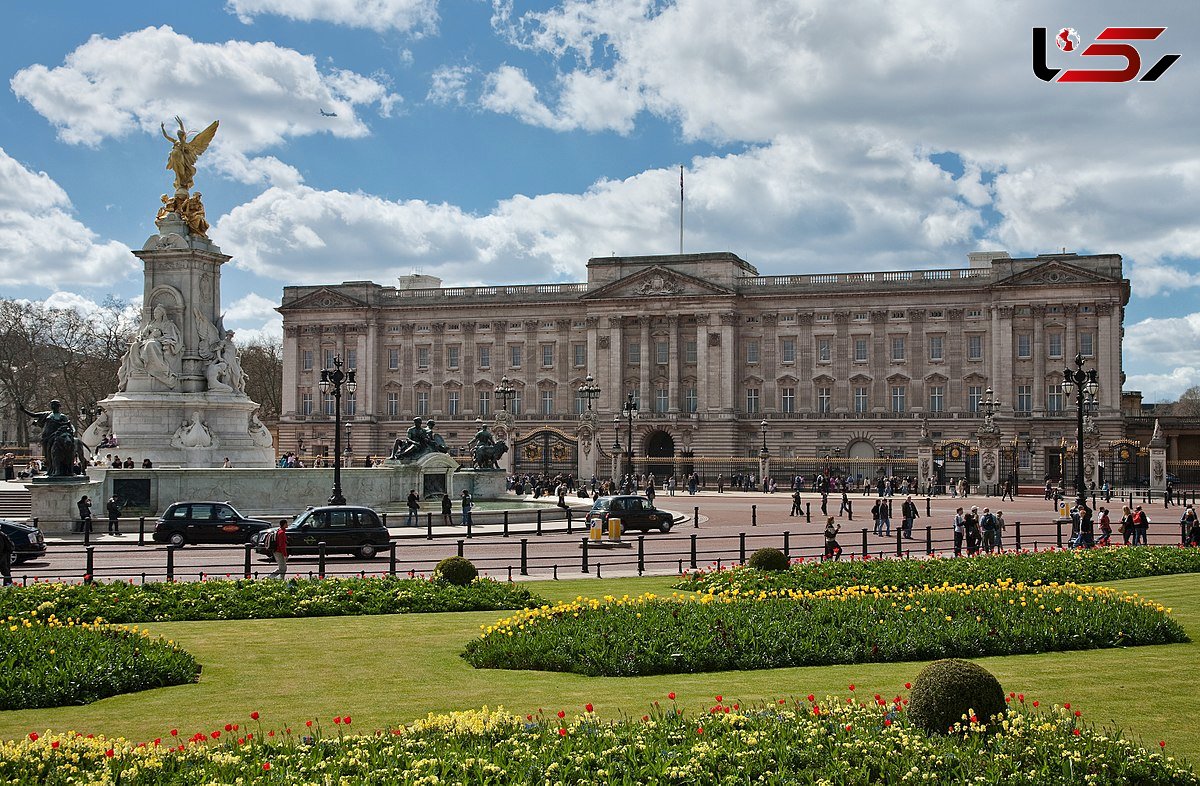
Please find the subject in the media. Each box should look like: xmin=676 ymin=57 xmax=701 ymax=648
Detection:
xmin=679 ymin=165 xmax=684 ymax=255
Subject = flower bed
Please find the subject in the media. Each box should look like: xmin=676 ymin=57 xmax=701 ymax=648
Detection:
xmin=0 ymin=576 xmax=544 ymax=624
xmin=678 ymin=546 xmax=1200 ymax=595
xmin=463 ymin=582 xmax=1186 ymax=676
xmin=2 ymin=694 xmax=1195 ymax=784
xmin=0 ymin=614 xmax=199 ymax=710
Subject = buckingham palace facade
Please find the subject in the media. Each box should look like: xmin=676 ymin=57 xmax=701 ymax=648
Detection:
xmin=278 ymin=250 xmax=1129 ymax=484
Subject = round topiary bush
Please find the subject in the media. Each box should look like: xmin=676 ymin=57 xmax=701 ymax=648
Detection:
xmin=907 ymin=658 xmax=1007 ymax=734
xmin=435 ymin=556 xmax=479 ymax=586
xmin=747 ymin=547 xmax=790 ymax=572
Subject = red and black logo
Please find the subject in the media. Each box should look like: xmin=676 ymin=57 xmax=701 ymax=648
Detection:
xmin=1034 ymin=27 xmax=1180 ymax=82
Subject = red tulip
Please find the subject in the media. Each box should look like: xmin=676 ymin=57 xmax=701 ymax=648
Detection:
xmin=557 ymin=710 xmax=565 ymax=719
xmin=250 ymin=712 xmax=259 ymax=721
xmin=585 ymin=704 xmax=593 ymax=713
xmin=263 ymin=762 xmax=271 ymax=771
xmin=28 ymin=733 xmax=38 ymax=742
xmin=668 ymin=692 xmax=675 ymax=700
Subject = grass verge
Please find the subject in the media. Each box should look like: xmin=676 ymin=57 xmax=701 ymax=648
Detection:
xmin=1 ymin=573 xmax=1197 ymax=768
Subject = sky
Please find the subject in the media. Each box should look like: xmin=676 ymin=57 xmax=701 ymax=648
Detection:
xmin=1 ymin=0 xmax=1198 ymax=401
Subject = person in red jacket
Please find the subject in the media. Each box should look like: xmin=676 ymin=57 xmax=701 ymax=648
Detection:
xmin=269 ymin=519 xmax=288 ymax=579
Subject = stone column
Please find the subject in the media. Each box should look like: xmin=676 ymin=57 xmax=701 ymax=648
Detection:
xmin=1083 ymin=430 xmax=1101 ymax=490
xmin=762 ymin=313 xmax=777 ymax=412
xmin=797 ymin=313 xmax=814 ymax=410
xmin=696 ymin=314 xmax=712 ymax=412
xmin=608 ymin=316 xmax=624 ymax=409
xmin=907 ymin=309 xmax=925 ymax=411
xmin=976 ymin=427 xmax=1001 ymax=493
xmin=282 ymin=325 xmax=300 ymax=421
xmin=431 ymin=322 xmax=446 ymax=415
xmin=719 ymin=312 xmax=737 ymax=412
xmin=917 ymin=427 xmax=935 ymax=495
xmin=1097 ymin=302 xmax=1119 ymax=412
xmin=1064 ymin=304 xmax=1079 ymax=364
xmin=1032 ymin=305 xmax=1046 ymax=414
xmin=667 ymin=315 xmax=680 ymax=413
xmin=638 ymin=316 xmax=651 ymax=411
xmin=461 ymin=321 xmax=478 ymax=416
xmin=586 ymin=316 xmax=600 ymax=406
xmin=990 ymin=306 xmax=1014 ymax=411
xmin=1149 ymin=419 xmax=1168 ymax=494
xmin=523 ymin=319 xmax=538 ymax=417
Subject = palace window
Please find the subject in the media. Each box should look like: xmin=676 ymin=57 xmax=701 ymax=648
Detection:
xmin=387 ymin=348 xmax=399 ymax=370
xmin=817 ymin=386 xmax=831 ymax=414
xmin=447 ymin=346 xmax=459 ymax=369
xmin=303 ymin=350 xmax=314 ymax=371
xmin=655 ymin=387 xmax=669 ymax=413
xmin=478 ymin=346 xmax=491 ymax=369
xmin=386 ymin=391 xmax=398 ymax=417
xmin=628 ymin=342 xmax=641 ymax=364
xmin=416 ymin=390 xmax=429 ymax=416
xmin=1080 ymin=332 xmax=1094 ymax=357
xmin=417 ymin=347 xmax=430 ymax=369
xmin=1047 ymin=387 xmax=1064 ymax=414
xmin=968 ymin=385 xmax=983 ymax=412
xmin=542 ymin=344 xmax=554 ymax=367
xmin=478 ymin=390 xmax=492 ymax=415
xmin=685 ymin=340 xmax=697 ymax=364
xmin=1016 ymin=385 xmax=1032 ymax=413
xmin=929 ymin=385 xmax=945 ymax=413
xmin=968 ymin=335 xmax=983 ymax=361
xmin=746 ymin=341 xmax=759 ymax=364
xmin=301 ymin=392 xmax=313 ymax=416
xmin=573 ymin=343 xmax=586 ymax=367
xmin=541 ymin=390 xmax=555 ymax=415
xmin=781 ymin=387 xmax=796 ymax=413
xmin=510 ymin=345 xmax=522 ymax=368
xmin=891 ymin=385 xmax=906 ymax=413
xmin=928 ymin=336 xmax=944 ymax=361
xmin=781 ymin=338 xmax=796 ymax=363
xmin=684 ymin=388 xmax=698 ymax=413
xmin=1048 ymin=333 xmax=1063 ymax=359
xmin=817 ymin=338 xmax=831 ymax=363
xmin=891 ymin=336 xmax=906 ymax=361
xmin=1017 ymin=334 xmax=1031 ymax=359
xmin=854 ymin=386 xmax=868 ymax=413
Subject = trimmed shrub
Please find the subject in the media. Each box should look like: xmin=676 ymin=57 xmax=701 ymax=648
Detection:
xmin=435 ymin=556 xmax=479 ymax=586
xmin=907 ymin=659 xmax=1006 ymax=735
xmin=747 ymin=547 xmax=790 ymax=572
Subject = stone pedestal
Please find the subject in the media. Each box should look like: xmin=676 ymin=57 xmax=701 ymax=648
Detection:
xmin=917 ymin=444 xmax=935 ymax=494
xmin=103 ymin=391 xmax=273 ymax=468
xmin=1149 ymin=419 xmax=1167 ymax=493
xmin=455 ymin=468 xmax=506 ymax=500
xmin=1083 ymin=433 xmax=1101 ymax=491
xmin=382 ymin=452 xmax=461 ymax=500
xmin=26 ymin=476 xmax=103 ymax=532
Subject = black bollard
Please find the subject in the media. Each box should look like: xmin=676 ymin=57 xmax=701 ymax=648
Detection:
xmin=466 ymin=516 xmax=473 ymax=539
xmin=381 ymin=512 xmax=388 ymax=528
xmin=537 ymin=509 xmax=543 ymax=536
xmin=926 ymin=496 xmax=931 ymax=517
xmin=243 ymin=543 xmax=252 ymax=579
xmin=694 ymin=506 xmax=700 ymax=528
xmin=1056 ymin=520 xmax=1063 ymax=548
xmin=389 ymin=542 xmax=397 ymax=576
xmin=503 ymin=511 xmax=510 ymax=537
xmin=84 ymin=545 xmax=95 ymax=583
xmin=637 ymin=536 xmax=645 ymax=575
xmin=138 ymin=517 xmax=146 ymax=546
xmin=805 ymin=502 xmax=811 ymax=523
xmin=457 ymin=539 xmax=465 ymax=558
xmin=690 ymin=533 xmax=698 ymax=569
xmin=752 ymin=505 xmax=757 ymax=527
xmin=318 ymin=542 xmax=327 ymax=579
xmin=581 ymin=537 xmax=589 ymax=574
xmin=739 ymin=532 xmax=746 ymax=564
xmin=895 ymin=528 xmax=903 ymax=557
xmin=426 ymin=515 xmax=433 ymax=540
xmin=925 ymin=525 xmax=932 ymax=555
xmin=566 ymin=508 xmax=573 ymax=535
xmin=1014 ymin=521 xmax=1022 ymax=551
xmin=861 ymin=528 xmax=868 ymax=557
xmin=520 ymin=538 xmax=529 ymax=576
xmin=166 ymin=546 xmax=175 ymax=582
xmin=783 ymin=530 xmax=790 ymax=559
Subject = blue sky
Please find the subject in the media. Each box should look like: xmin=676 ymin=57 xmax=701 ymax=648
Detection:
xmin=1 ymin=0 xmax=1198 ymax=401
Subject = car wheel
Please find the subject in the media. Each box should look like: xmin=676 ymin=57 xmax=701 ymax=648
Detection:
xmin=168 ymin=532 xmax=186 ymax=548
xmin=659 ymin=520 xmax=673 ymax=533
xmin=358 ymin=543 xmax=378 ymax=559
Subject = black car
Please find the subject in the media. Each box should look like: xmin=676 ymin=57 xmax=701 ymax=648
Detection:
xmin=153 ymin=501 xmax=273 ymax=547
xmin=253 ymin=506 xmax=390 ymax=559
xmin=585 ymin=495 xmax=673 ymax=534
xmin=2 ymin=519 xmax=46 ymax=564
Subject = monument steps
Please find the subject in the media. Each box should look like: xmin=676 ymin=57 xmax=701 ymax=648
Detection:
xmin=0 ymin=488 xmax=33 ymax=520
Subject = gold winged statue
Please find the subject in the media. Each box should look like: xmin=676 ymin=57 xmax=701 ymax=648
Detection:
xmin=161 ymin=116 xmax=219 ymax=192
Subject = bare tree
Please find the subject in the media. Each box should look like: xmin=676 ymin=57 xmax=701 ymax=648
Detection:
xmin=238 ymin=335 xmax=283 ymax=424
xmin=1172 ymin=385 xmax=1200 ymax=418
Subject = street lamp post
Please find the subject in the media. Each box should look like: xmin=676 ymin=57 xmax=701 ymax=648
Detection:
xmin=577 ymin=373 xmax=601 ymax=411
xmin=496 ymin=375 xmax=516 ymax=414
xmin=759 ymin=419 xmax=770 ymax=493
xmin=621 ymin=392 xmax=638 ymax=481
xmin=344 ymin=422 xmax=352 ymax=458
xmin=1061 ymin=353 xmax=1099 ymax=504
xmin=318 ymin=354 xmax=357 ymax=506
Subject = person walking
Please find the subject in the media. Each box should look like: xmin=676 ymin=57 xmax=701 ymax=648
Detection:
xmin=980 ymin=507 xmax=998 ymax=553
xmin=1182 ymin=506 xmax=1200 ymax=546
xmin=1097 ymin=507 xmax=1112 ymax=546
xmin=77 ymin=495 xmax=93 ymax=536
xmin=823 ymin=516 xmax=842 ymax=561
xmin=1132 ymin=505 xmax=1150 ymax=546
xmin=0 ymin=525 xmax=13 ymax=586
xmin=460 ymin=490 xmax=473 ymax=527
xmin=405 ymin=490 xmax=420 ymax=527
xmin=1077 ymin=503 xmax=1095 ymax=549
xmin=790 ymin=489 xmax=802 ymax=517
xmin=994 ymin=510 xmax=1007 ymax=550
xmin=878 ymin=498 xmax=891 ymax=537
xmin=1119 ymin=505 xmax=1134 ymax=545
xmin=840 ymin=489 xmax=852 ymax=520
xmin=716 ymin=474 xmax=724 ymax=493
xmin=441 ymin=493 xmax=454 ymax=527
xmin=901 ymin=496 xmax=919 ymax=539
xmin=105 ymin=495 xmax=123 ymax=535
xmin=268 ymin=519 xmax=288 ymax=579
xmin=1165 ymin=481 xmax=1175 ymax=509
xmin=645 ymin=480 xmax=656 ymax=506
xmin=952 ymin=507 xmax=965 ymax=557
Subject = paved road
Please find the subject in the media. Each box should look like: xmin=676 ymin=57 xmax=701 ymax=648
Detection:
xmin=8 ymin=490 xmax=1189 ymax=585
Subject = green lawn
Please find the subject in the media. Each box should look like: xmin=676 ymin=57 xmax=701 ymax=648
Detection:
xmin=4 ymin=573 xmax=1199 ymax=769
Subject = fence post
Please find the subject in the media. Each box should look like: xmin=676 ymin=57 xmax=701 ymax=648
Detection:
xmin=1014 ymin=521 xmax=1022 ymax=551
xmin=138 ymin=517 xmax=146 ymax=546
xmin=503 ymin=511 xmax=510 ymax=537
xmin=457 ymin=539 xmax=465 ymax=558
xmin=466 ymin=516 xmax=473 ymax=539
xmin=1056 ymin=520 xmax=1063 ymax=548
xmin=85 ymin=545 xmax=95 ymax=583
xmin=861 ymin=528 xmax=868 ymax=557
xmin=739 ymin=532 xmax=746 ymax=564
xmin=389 ymin=542 xmax=397 ymax=577
xmin=166 ymin=546 xmax=175 ymax=582
xmin=752 ymin=504 xmax=757 ymax=527
xmin=381 ymin=512 xmax=388 ymax=528
xmin=426 ymin=513 xmax=433 ymax=540
xmin=637 ymin=535 xmax=645 ymax=576
xmin=318 ymin=542 xmax=327 ymax=579
xmin=925 ymin=525 xmax=932 ymax=555
xmin=536 ymin=509 xmax=543 ymax=536
xmin=926 ymin=496 xmax=931 ymax=517
xmin=895 ymin=528 xmax=903 ymax=557
xmin=783 ymin=530 xmax=790 ymax=559
xmin=694 ymin=506 xmax=700 ymax=528
xmin=243 ymin=543 xmax=252 ymax=579
xmin=690 ymin=533 xmax=698 ymax=569
xmin=520 ymin=538 xmax=529 ymax=576
xmin=566 ymin=508 xmax=573 ymax=535
xmin=581 ymin=537 xmax=589 ymax=574
xmin=805 ymin=502 xmax=811 ymax=523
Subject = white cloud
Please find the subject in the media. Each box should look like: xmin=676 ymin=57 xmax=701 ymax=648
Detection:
xmin=1123 ymin=313 xmax=1200 ymax=400
xmin=227 ymin=0 xmax=439 ymax=35
xmin=427 ymin=65 xmax=474 ymax=105
xmin=223 ymin=292 xmax=282 ymax=323
xmin=10 ymin=26 xmax=399 ymax=185
xmin=0 ymin=148 xmax=136 ymax=290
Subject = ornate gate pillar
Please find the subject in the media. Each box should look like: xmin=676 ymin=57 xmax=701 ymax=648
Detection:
xmin=917 ymin=419 xmax=935 ymax=495
xmin=1149 ymin=419 xmax=1168 ymax=494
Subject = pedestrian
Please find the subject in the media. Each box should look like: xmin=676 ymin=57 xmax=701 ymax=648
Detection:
xmin=645 ymin=480 xmax=656 ymax=505
xmin=995 ymin=510 xmax=1006 ymax=550
xmin=222 ymin=457 xmax=233 ymax=468
xmin=1132 ymin=504 xmax=1150 ymax=546
xmin=1097 ymin=507 xmax=1112 ymax=546
xmin=667 ymin=476 xmax=676 ymax=496
xmin=900 ymin=496 xmax=918 ymax=539
xmin=790 ymin=489 xmax=802 ymax=517
xmin=952 ymin=507 xmax=965 ymax=557
xmin=1077 ymin=503 xmax=1095 ymax=549
xmin=268 ymin=518 xmax=288 ymax=579
xmin=980 ymin=507 xmax=998 ymax=553
xmin=77 ymin=495 xmax=93 ymax=535
xmin=717 ymin=474 xmax=724 ymax=493
xmin=823 ymin=516 xmax=842 ymax=561
xmin=1165 ymin=481 xmax=1175 ymax=509
xmin=460 ymin=490 xmax=473 ymax=527
xmin=871 ymin=499 xmax=882 ymax=536
xmin=1183 ymin=506 xmax=1200 ymax=546
xmin=840 ymin=490 xmax=852 ymax=520
xmin=0 ymin=525 xmax=13 ymax=586
xmin=820 ymin=491 xmax=829 ymax=517
xmin=406 ymin=489 xmax=420 ymax=527
xmin=441 ymin=493 xmax=454 ymax=527
xmin=878 ymin=499 xmax=891 ymax=536
xmin=965 ymin=506 xmax=981 ymax=556
xmin=1119 ymin=504 xmax=1134 ymax=545
xmin=106 ymin=495 xmax=123 ymax=535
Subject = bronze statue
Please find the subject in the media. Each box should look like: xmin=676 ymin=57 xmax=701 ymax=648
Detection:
xmin=161 ymin=116 xmax=219 ymax=192
xmin=21 ymin=400 xmax=89 ymax=477
xmin=390 ymin=416 xmax=448 ymax=461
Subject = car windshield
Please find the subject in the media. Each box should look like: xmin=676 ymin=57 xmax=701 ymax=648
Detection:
xmin=591 ymin=499 xmax=611 ymax=512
